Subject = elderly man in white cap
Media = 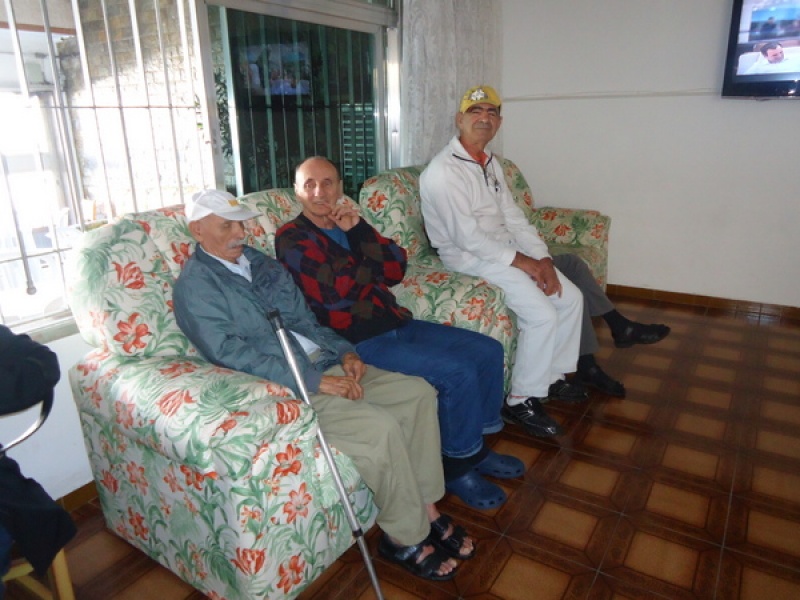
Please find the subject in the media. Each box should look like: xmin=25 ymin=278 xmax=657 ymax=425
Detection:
xmin=173 ymin=189 xmax=475 ymax=582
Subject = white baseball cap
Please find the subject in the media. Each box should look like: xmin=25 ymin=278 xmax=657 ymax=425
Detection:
xmin=185 ymin=189 xmax=260 ymax=223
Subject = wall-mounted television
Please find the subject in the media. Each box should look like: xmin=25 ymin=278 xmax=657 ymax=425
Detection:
xmin=722 ymin=0 xmax=800 ymax=98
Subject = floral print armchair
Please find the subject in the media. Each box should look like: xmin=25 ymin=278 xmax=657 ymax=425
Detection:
xmin=358 ymin=157 xmax=611 ymax=392
xmin=67 ymin=196 xmax=378 ymax=600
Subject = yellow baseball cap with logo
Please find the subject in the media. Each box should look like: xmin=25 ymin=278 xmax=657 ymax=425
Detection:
xmin=459 ymin=85 xmax=502 ymax=113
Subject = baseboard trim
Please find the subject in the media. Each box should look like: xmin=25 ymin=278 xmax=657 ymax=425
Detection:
xmin=607 ymin=284 xmax=800 ymax=320
xmin=58 ymin=481 xmax=98 ymax=513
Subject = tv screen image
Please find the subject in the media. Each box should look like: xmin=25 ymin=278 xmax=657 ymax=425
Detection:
xmin=239 ymin=42 xmax=312 ymax=97
xmin=722 ymin=0 xmax=800 ymax=98
xmin=267 ymin=43 xmax=311 ymax=96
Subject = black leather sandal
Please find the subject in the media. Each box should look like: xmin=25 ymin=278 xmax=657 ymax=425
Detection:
xmin=429 ymin=514 xmax=476 ymax=560
xmin=377 ymin=533 xmax=458 ymax=581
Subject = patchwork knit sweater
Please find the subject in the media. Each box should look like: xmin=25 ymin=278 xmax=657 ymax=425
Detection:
xmin=275 ymin=214 xmax=412 ymax=344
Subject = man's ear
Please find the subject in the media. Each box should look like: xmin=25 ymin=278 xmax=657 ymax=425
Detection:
xmin=188 ymin=220 xmax=203 ymax=242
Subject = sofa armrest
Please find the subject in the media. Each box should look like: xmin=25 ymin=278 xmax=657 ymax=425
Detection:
xmin=532 ymin=207 xmax=611 ymax=288
xmin=532 ymin=206 xmax=610 ymax=249
xmin=70 ymin=351 xmax=317 ymax=479
xmin=500 ymin=156 xmax=611 ymax=288
xmin=391 ymin=264 xmax=517 ymax=389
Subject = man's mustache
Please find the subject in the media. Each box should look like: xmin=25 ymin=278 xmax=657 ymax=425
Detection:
xmin=227 ymin=239 xmax=245 ymax=249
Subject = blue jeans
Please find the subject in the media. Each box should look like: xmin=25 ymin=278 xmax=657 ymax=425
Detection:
xmin=356 ymin=319 xmax=504 ymax=458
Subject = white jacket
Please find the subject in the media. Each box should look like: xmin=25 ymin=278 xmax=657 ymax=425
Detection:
xmin=420 ymin=136 xmax=550 ymax=272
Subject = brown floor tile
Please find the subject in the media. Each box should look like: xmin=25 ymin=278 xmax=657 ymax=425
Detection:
xmin=621 ymin=471 xmax=730 ymax=544
xmin=715 ymin=551 xmax=800 ymax=600
xmin=599 ymin=518 xmax=722 ymax=598
xmin=725 ymin=497 xmax=800 ymax=571
xmin=458 ymin=537 xmax=596 ymax=599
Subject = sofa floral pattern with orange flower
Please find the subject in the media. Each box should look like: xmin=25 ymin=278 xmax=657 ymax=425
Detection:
xmin=67 ymin=194 xmax=378 ymax=600
xmin=358 ymin=158 xmax=611 ymax=392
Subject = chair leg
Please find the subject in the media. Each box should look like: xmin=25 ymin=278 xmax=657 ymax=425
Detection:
xmin=2 ymin=549 xmax=74 ymax=600
xmin=48 ymin=549 xmax=75 ymax=600
xmin=5 ymin=562 xmax=52 ymax=598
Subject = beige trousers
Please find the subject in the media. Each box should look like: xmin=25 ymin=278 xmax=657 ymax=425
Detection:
xmin=311 ymin=365 xmax=444 ymax=545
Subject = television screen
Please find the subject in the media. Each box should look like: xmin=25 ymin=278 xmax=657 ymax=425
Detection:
xmin=722 ymin=0 xmax=800 ymax=98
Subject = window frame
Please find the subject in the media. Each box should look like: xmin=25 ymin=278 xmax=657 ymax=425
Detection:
xmin=193 ymin=0 xmax=399 ymax=192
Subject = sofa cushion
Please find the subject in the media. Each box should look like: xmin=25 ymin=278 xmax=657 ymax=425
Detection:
xmin=69 ymin=217 xmax=197 ymax=358
xmin=360 ymin=166 xmax=437 ymax=265
xmin=238 ymin=189 xmax=300 ymax=257
xmin=127 ymin=206 xmax=195 ymax=278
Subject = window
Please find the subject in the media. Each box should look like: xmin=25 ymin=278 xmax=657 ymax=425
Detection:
xmin=202 ymin=0 xmax=397 ymax=198
xmin=0 ymin=0 xmax=397 ymax=331
xmin=213 ymin=10 xmax=378 ymax=197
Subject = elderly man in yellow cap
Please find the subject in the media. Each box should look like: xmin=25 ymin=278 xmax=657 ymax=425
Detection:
xmin=420 ymin=85 xmax=585 ymax=437
xmin=420 ymin=87 xmax=669 ymax=437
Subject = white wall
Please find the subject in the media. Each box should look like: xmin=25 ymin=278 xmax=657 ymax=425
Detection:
xmin=1 ymin=332 xmax=93 ymax=499
xmin=501 ymin=0 xmax=800 ymax=307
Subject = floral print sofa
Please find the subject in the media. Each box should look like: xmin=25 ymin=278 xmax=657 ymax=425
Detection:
xmin=67 ymin=193 xmax=378 ymax=600
xmin=358 ymin=157 xmax=611 ymax=391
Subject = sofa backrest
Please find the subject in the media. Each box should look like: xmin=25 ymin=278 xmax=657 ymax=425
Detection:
xmin=359 ymin=165 xmax=431 ymax=264
xmin=68 ymin=189 xmax=358 ymax=356
xmin=358 ymin=157 xmax=534 ymax=264
xmin=68 ymin=208 xmax=195 ymax=357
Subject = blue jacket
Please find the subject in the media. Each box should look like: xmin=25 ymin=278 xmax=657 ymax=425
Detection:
xmin=173 ymin=245 xmax=355 ymax=395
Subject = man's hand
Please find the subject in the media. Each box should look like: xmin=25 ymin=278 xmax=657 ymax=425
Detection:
xmin=319 ymin=374 xmax=364 ymax=400
xmin=537 ymin=258 xmax=562 ymax=297
xmin=511 ymin=253 xmax=562 ymax=297
xmin=330 ymin=201 xmax=361 ymax=232
xmin=341 ymin=351 xmax=367 ymax=382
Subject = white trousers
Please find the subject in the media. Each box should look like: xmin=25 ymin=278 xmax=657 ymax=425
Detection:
xmin=462 ymin=261 xmax=583 ymax=398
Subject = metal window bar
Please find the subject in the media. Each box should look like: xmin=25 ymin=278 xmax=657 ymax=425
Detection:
xmin=0 ymin=0 xmax=215 ymax=328
xmin=128 ymin=0 xmax=166 ymax=208
xmin=69 ymin=0 xmax=115 ymax=219
xmin=180 ymin=0 xmax=213 ymax=189
xmin=2 ymin=0 xmax=55 ymax=300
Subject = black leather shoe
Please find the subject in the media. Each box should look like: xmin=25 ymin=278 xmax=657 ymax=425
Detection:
xmin=613 ymin=323 xmax=671 ymax=348
xmin=501 ymin=398 xmax=563 ymax=437
xmin=548 ymin=379 xmax=588 ymax=403
xmin=576 ymin=365 xmax=626 ymax=397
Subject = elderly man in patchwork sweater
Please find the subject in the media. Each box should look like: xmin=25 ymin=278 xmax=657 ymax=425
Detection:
xmin=275 ymin=157 xmax=542 ymax=513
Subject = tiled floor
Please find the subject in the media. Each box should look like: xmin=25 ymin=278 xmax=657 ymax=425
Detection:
xmin=7 ymin=296 xmax=800 ymax=599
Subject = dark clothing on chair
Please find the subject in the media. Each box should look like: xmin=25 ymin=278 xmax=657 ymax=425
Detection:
xmin=0 ymin=325 xmax=60 ymax=416
xmin=0 ymin=455 xmax=77 ymax=575
xmin=0 ymin=324 xmax=76 ymax=576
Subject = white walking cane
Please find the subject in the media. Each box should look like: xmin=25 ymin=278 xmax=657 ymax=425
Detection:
xmin=267 ymin=310 xmax=385 ymax=600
